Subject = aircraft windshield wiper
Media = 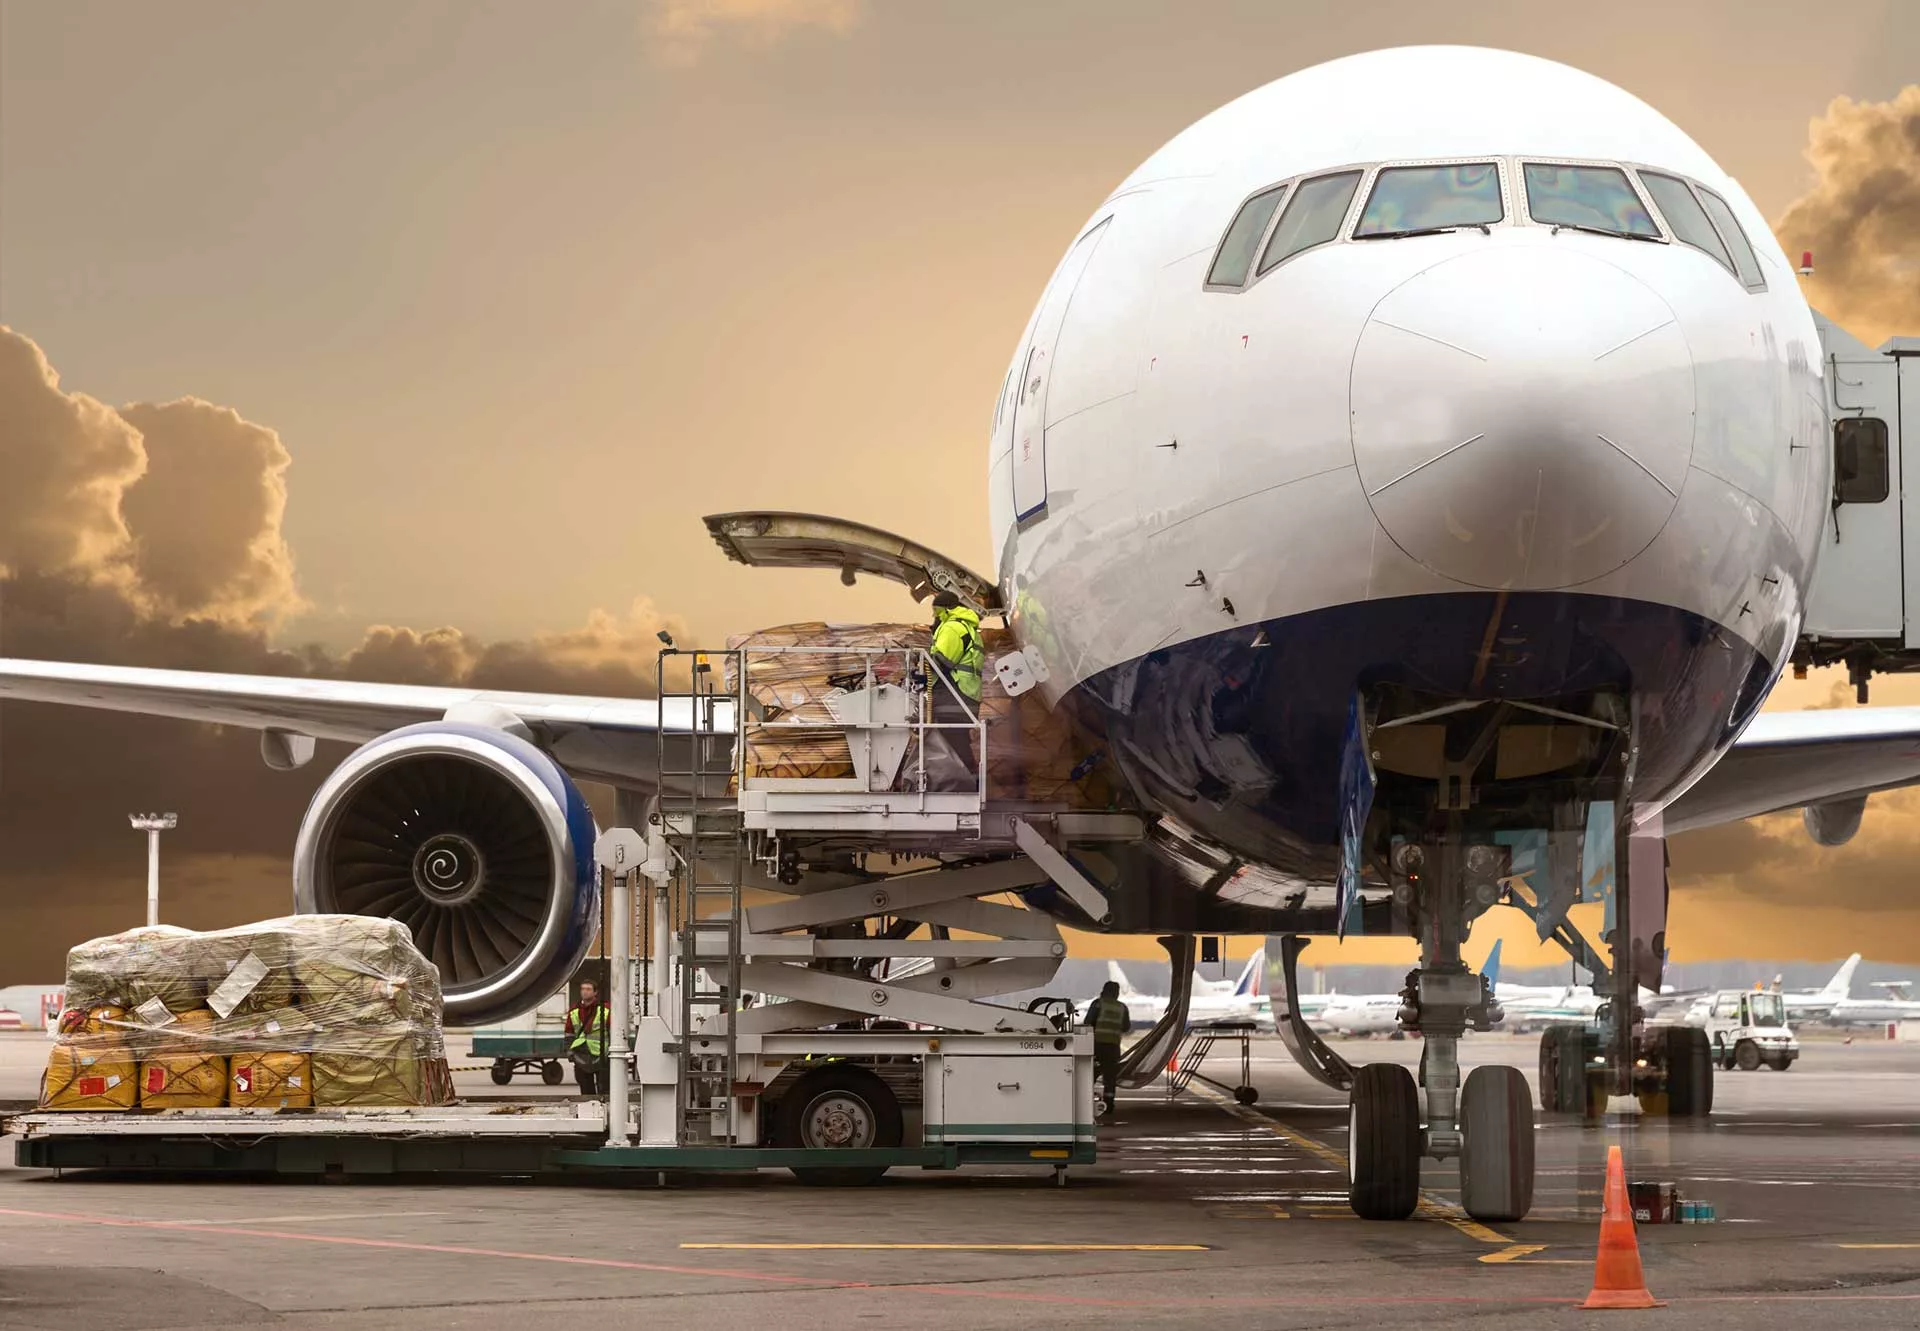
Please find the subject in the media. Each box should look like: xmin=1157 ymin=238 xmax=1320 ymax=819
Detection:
xmin=1550 ymin=222 xmax=1662 ymax=242
xmin=1353 ymin=224 xmax=1492 ymax=240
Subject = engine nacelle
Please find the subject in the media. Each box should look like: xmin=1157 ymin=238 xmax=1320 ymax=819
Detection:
xmin=1803 ymin=795 xmax=1868 ymax=847
xmin=292 ymin=722 xmax=600 ymax=1027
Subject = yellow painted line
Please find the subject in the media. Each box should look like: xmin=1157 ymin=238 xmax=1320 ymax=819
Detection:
xmin=1836 ymin=1243 xmax=1920 ymax=1250
xmin=1187 ymin=1083 xmax=1516 ymax=1246
xmin=1479 ymin=1245 xmax=1584 ymax=1266
xmin=682 ymin=1242 xmax=1210 ymax=1252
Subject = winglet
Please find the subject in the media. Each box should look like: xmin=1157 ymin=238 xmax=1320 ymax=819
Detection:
xmin=1483 ymin=938 xmax=1503 ymax=989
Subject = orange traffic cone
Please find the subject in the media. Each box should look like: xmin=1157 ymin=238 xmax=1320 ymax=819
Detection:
xmin=1581 ymin=1144 xmax=1664 ymax=1310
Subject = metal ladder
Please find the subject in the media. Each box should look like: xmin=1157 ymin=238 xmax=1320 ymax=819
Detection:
xmin=1166 ymin=1022 xmax=1258 ymax=1103
xmin=654 ymin=648 xmax=746 ymax=1144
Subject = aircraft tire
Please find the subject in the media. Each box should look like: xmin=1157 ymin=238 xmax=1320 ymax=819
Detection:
xmin=1664 ymin=1024 xmax=1714 ymax=1117
xmin=1348 ymin=1063 xmax=1420 ymax=1220
xmin=1538 ymin=1025 xmax=1587 ymax=1113
xmin=1460 ymin=1065 xmax=1535 ymax=1222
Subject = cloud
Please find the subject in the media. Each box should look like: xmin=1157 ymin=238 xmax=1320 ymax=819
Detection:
xmin=0 ymin=327 xmax=144 ymax=588
xmin=118 ymin=399 xmax=301 ymax=625
xmin=646 ymin=0 xmax=862 ymax=66
xmin=0 ymin=328 xmax=682 ymax=981
xmin=339 ymin=599 xmax=685 ymax=697
xmin=0 ymin=328 xmax=301 ymax=627
xmin=1772 ymin=84 xmax=1920 ymax=348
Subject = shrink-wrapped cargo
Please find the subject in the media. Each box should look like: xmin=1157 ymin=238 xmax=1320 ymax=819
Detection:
xmin=724 ymin=621 xmax=1113 ymax=806
xmin=229 ymin=1051 xmax=313 ymax=1110
xmin=44 ymin=915 xmax=450 ymax=1111
xmin=41 ymin=1045 xmax=137 ymax=1111
xmin=312 ymin=1031 xmax=432 ymax=1107
xmin=134 ymin=1009 xmax=226 ymax=1108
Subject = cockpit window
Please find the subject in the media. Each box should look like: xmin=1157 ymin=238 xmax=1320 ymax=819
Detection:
xmin=1354 ymin=162 xmax=1503 ymax=238
xmin=1640 ymin=171 xmax=1736 ymax=274
xmin=1523 ymin=164 xmax=1660 ymax=238
xmin=1208 ymin=184 xmax=1289 ymax=287
xmin=1257 ymin=170 xmax=1362 ymax=273
xmin=1694 ymin=186 xmax=1767 ymax=291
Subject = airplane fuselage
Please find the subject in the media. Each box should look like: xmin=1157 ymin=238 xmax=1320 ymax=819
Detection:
xmin=989 ymin=47 xmax=1825 ymax=919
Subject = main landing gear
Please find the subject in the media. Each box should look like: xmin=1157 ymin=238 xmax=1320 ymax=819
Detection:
xmin=1346 ymin=836 xmax=1533 ymax=1222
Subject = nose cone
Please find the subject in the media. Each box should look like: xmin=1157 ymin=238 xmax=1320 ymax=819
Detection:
xmin=1350 ymin=247 xmax=1694 ymax=591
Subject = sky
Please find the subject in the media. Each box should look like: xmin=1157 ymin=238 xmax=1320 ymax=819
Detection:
xmin=1 ymin=0 xmax=1918 ymax=981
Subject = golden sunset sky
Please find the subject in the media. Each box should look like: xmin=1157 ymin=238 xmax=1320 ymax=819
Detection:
xmin=1 ymin=1 xmax=1917 ymax=977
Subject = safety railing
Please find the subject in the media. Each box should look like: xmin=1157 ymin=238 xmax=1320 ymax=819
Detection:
xmin=730 ymin=643 xmax=987 ymax=804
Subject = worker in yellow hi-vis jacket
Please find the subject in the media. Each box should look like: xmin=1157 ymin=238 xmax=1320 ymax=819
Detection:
xmin=1084 ymin=980 xmax=1131 ymax=1116
xmin=925 ymin=590 xmax=984 ymax=791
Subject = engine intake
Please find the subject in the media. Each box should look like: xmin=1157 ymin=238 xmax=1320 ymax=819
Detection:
xmin=293 ymin=722 xmax=599 ymax=1026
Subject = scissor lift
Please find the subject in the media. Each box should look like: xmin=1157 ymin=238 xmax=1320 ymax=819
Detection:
xmin=557 ymin=638 xmax=1168 ymax=1183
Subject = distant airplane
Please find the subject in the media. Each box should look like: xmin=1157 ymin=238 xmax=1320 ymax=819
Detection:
xmin=1105 ymin=950 xmax=1267 ymax=1029
xmin=1781 ymin=954 xmax=1862 ymax=1022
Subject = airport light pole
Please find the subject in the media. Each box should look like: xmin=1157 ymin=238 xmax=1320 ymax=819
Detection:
xmin=129 ymin=813 xmax=178 ymax=927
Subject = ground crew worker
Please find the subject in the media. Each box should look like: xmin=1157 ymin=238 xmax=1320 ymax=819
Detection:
xmin=1084 ymin=980 xmax=1130 ymax=1116
xmin=926 ymin=590 xmax=984 ymax=789
xmin=565 ymin=980 xmax=610 ymax=1096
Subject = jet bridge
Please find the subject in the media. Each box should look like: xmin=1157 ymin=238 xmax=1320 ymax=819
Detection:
xmin=1795 ymin=318 xmax=1920 ymax=702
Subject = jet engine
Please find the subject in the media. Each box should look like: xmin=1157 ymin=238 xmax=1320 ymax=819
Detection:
xmin=1803 ymin=795 xmax=1868 ymax=847
xmin=292 ymin=722 xmax=600 ymax=1026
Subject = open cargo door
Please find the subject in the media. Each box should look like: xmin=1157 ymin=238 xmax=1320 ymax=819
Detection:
xmin=704 ymin=512 xmax=1003 ymax=614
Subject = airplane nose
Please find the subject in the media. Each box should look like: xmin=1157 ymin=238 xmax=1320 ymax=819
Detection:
xmin=1349 ymin=247 xmax=1694 ymax=591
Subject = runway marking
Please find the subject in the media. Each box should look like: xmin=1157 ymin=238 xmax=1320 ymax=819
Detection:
xmin=1835 ymin=1243 xmax=1920 ymax=1249
xmin=1186 ymin=1083 xmax=1517 ymax=1247
xmin=5 ymin=1203 xmax=1920 ymax=1313
xmin=152 ymin=1210 xmax=445 ymax=1226
xmin=683 ymin=1243 xmax=1210 ymax=1252
xmin=1478 ymin=1245 xmax=1583 ymax=1265
xmin=0 ymin=1205 xmax=868 ymax=1290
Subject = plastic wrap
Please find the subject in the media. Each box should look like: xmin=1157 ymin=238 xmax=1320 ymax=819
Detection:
xmin=725 ymin=621 xmax=1114 ymax=806
xmin=42 ymin=915 xmax=451 ymax=1112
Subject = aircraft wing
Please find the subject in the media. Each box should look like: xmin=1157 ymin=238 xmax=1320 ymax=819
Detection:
xmin=1659 ymin=706 xmax=1920 ymax=834
xmin=0 ymin=657 xmax=727 ymax=788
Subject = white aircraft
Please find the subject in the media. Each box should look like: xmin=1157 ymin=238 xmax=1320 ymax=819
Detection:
xmin=1315 ymin=992 xmax=1404 ymax=1038
xmin=1106 ymin=950 xmax=1267 ymax=1029
xmin=1826 ymin=976 xmax=1920 ymax=1027
xmin=7 ymin=46 xmax=1919 ymax=1223
xmin=1781 ymin=953 xmax=1862 ymax=1022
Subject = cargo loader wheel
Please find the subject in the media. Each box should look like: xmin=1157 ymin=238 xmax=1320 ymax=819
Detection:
xmin=775 ymin=1065 xmax=903 ymax=1187
xmin=489 ymin=1058 xmax=514 ymax=1085
xmin=1734 ymin=1039 xmax=1761 ymax=1072
xmin=1459 ymin=1065 xmax=1534 ymax=1222
xmin=1348 ymin=1063 xmax=1420 ymax=1220
xmin=541 ymin=1060 xmax=565 ymax=1086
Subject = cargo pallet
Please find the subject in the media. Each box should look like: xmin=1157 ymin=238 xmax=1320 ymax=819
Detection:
xmin=9 ymin=637 xmax=1168 ymax=1185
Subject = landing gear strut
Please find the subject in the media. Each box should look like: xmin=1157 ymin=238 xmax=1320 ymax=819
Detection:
xmin=1347 ymin=832 xmax=1532 ymax=1221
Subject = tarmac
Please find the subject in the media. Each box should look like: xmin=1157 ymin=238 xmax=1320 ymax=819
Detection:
xmin=2 ymin=1029 xmax=1918 ymax=1329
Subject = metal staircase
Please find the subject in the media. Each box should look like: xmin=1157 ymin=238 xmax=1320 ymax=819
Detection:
xmin=655 ymin=649 xmax=746 ymax=1144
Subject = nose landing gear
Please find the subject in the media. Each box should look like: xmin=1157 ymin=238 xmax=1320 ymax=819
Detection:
xmin=1346 ymin=833 xmax=1533 ymax=1222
